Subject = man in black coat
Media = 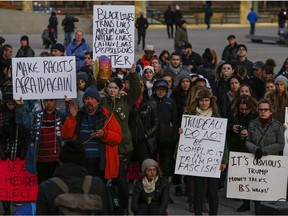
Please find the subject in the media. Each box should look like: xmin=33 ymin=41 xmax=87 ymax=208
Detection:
xmin=36 ymin=141 xmax=107 ymax=215
xmin=135 ymin=11 xmax=149 ymax=50
xmin=62 ymin=13 xmax=79 ymax=47
xmin=164 ymin=6 xmax=174 ymax=39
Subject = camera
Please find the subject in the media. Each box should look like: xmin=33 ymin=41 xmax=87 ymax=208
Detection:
xmin=237 ymin=125 xmax=247 ymax=140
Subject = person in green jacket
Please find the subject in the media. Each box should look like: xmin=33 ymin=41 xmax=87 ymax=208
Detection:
xmin=100 ymin=63 xmax=141 ymax=214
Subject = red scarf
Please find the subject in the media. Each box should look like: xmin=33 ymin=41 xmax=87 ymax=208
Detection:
xmin=141 ymin=55 xmax=151 ymax=67
xmin=135 ymin=96 xmax=144 ymax=109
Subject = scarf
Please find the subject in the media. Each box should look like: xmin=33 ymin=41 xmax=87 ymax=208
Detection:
xmin=260 ymin=116 xmax=272 ymax=128
xmin=196 ymin=107 xmax=213 ymax=117
xmin=135 ymin=95 xmax=143 ymax=109
xmin=168 ymin=64 xmax=182 ymax=75
xmin=142 ymin=176 xmax=159 ymax=193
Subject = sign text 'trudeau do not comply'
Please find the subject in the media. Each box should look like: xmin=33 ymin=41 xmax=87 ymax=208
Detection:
xmin=227 ymin=152 xmax=288 ymax=201
xmin=12 ymin=56 xmax=77 ymax=100
xmin=175 ymin=115 xmax=227 ymax=178
xmin=93 ymin=5 xmax=135 ymax=68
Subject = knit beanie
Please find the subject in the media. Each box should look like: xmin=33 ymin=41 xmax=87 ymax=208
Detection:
xmin=143 ymin=66 xmax=155 ymax=75
xmin=77 ymin=72 xmax=88 ymax=82
xmin=141 ymin=158 xmax=158 ymax=172
xmin=153 ymin=78 xmax=168 ymax=91
xmin=59 ymin=141 xmax=85 ymax=166
xmin=51 ymin=43 xmax=65 ymax=53
xmin=83 ymin=85 xmax=101 ymax=102
xmin=20 ymin=35 xmax=29 ymax=42
xmin=275 ymin=75 xmax=288 ymax=89
xmin=178 ymin=71 xmax=192 ymax=83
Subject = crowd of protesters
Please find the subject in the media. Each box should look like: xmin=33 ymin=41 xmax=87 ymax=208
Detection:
xmin=0 ymin=14 xmax=288 ymax=215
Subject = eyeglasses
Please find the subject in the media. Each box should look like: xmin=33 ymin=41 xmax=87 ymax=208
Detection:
xmin=238 ymin=48 xmax=246 ymax=51
xmin=258 ymin=108 xmax=270 ymax=112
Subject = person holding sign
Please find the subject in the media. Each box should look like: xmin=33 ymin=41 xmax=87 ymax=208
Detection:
xmin=99 ymin=64 xmax=141 ymax=214
xmin=245 ymin=99 xmax=285 ymax=215
xmin=181 ymin=87 xmax=228 ymax=215
xmin=15 ymin=98 xmax=67 ymax=184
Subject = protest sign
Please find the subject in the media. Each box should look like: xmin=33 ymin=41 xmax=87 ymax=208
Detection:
xmin=283 ymin=107 xmax=288 ymax=156
xmin=12 ymin=56 xmax=77 ymax=100
xmin=93 ymin=5 xmax=135 ymax=68
xmin=0 ymin=158 xmax=38 ymax=201
xmin=227 ymin=152 xmax=288 ymax=201
xmin=174 ymin=115 xmax=227 ymax=178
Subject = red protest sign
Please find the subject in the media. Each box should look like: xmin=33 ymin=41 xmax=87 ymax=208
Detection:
xmin=0 ymin=158 xmax=38 ymax=201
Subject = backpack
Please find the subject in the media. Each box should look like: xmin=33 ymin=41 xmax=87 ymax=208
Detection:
xmin=50 ymin=175 xmax=103 ymax=215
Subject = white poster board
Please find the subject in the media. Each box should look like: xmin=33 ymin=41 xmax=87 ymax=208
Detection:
xmin=12 ymin=56 xmax=77 ymax=100
xmin=227 ymin=152 xmax=288 ymax=201
xmin=283 ymin=107 xmax=288 ymax=156
xmin=93 ymin=5 xmax=135 ymax=68
xmin=174 ymin=115 xmax=227 ymax=178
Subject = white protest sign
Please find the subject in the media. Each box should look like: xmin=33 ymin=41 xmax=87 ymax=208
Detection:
xmin=175 ymin=115 xmax=227 ymax=178
xmin=12 ymin=56 xmax=77 ymax=100
xmin=227 ymin=152 xmax=288 ymax=201
xmin=93 ymin=5 xmax=135 ymax=68
xmin=283 ymin=107 xmax=288 ymax=156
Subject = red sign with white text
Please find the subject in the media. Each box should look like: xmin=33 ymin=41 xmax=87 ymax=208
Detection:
xmin=0 ymin=158 xmax=38 ymax=201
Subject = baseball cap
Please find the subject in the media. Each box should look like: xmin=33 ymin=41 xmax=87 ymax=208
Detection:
xmin=252 ymin=61 xmax=264 ymax=70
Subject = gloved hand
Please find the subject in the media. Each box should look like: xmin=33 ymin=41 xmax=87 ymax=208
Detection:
xmin=254 ymin=148 xmax=264 ymax=160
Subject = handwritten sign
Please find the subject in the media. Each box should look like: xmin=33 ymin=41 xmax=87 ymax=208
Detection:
xmin=93 ymin=5 xmax=135 ymax=68
xmin=175 ymin=115 xmax=227 ymax=178
xmin=227 ymin=152 xmax=288 ymax=201
xmin=12 ymin=56 xmax=77 ymax=100
xmin=283 ymin=107 xmax=288 ymax=156
xmin=0 ymin=158 xmax=38 ymax=201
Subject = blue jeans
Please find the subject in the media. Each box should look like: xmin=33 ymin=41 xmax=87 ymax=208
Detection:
xmin=64 ymin=31 xmax=74 ymax=47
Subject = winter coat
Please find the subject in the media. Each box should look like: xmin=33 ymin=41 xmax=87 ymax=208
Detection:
xmin=131 ymin=176 xmax=169 ymax=215
xmin=129 ymin=97 xmax=159 ymax=150
xmin=61 ymin=106 xmax=122 ymax=179
xmin=174 ymin=27 xmax=188 ymax=51
xmin=16 ymin=46 xmax=35 ymax=57
xmin=36 ymin=163 xmax=107 ymax=215
xmin=100 ymin=72 xmax=141 ymax=154
xmin=135 ymin=16 xmax=149 ymax=34
xmin=246 ymin=118 xmax=285 ymax=155
xmin=227 ymin=111 xmax=258 ymax=152
xmin=151 ymin=94 xmax=178 ymax=145
xmin=15 ymin=106 xmax=66 ymax=174
xmin=221 ymin=43 xmax=238 ymax=62
xmin=62 ymin=15 xmax=79 ymax=32
xmin=66 ymin=38 xmax=91 ymax=72
xmin=164 ymin=9 xmax=174 ymax=24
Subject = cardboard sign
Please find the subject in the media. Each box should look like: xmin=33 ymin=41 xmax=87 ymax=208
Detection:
xmin=0 ymin=158 xmax=38 ymax=201
xmin=283 ymin=107 xmax=288 ymax=156
xmin=12 ymin=56 xmax=77 ymax=100
xmin=175 ymin=115 xmax=227 ymax=178
xmin=227 ymin=152 xmax=288 ymax=201
xmin=93 ymin=5 xmax=135 ymax=68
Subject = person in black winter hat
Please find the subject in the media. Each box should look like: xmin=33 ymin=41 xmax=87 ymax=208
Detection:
xmin=58 ymin=141 xmax=85 ymax=166
xmin=51 ymin=43 xmax=65 ymax=56
xmin=16 ymin=35 xmax=35 ymax=57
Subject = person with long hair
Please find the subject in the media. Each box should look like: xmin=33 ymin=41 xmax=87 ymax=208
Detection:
xmin=265 ymin=75 xmax=288 ymax=123
xmin=99 ymin=65 xmax=141 ymax=214
xmin=181 ymin=88 xmax=228 ymax=215
xmin=227 ymin=95 xmax=258 ymax=212
xmin=131 ymin=159 xmax=169 ymax=215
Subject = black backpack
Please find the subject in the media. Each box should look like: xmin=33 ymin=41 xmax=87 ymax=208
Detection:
xmin=51 ymin=175 xmax=104 ymax=215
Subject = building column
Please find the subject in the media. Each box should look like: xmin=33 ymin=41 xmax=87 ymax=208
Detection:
xmin=135 ymin=1 xmax=146 ymax=18
xmin=22 ymin=1 xmax=33 ymax=12
xmin=240 ymin=1 xmax=252 ymax=24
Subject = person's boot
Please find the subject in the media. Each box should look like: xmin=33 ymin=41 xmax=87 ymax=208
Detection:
xmin=175 ymin=184 xmax=183 ymax=196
